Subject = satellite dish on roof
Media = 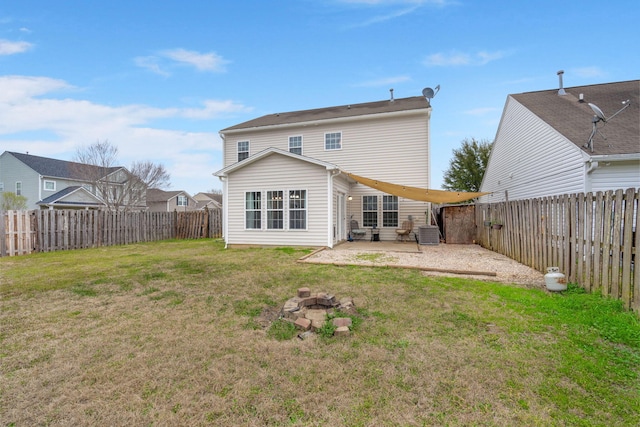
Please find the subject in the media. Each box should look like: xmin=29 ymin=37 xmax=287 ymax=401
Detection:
xmin=588 ymin=103 xmax=606 ymax=122
xmin=422 ymin=84 xmax=440 ymax=101
xmin=584 ymin=99 xmax=632 ymax=152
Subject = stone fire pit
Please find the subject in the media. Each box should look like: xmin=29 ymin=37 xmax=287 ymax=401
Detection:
xmin=281 ymin=287 xmax=357 ymax=337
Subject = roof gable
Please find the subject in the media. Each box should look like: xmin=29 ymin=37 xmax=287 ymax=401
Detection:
xmin=221 ymin=96 xmax=430 ymax=132
xmin=214 ymin=147 xmax=340 ymax=177
xmin=37 ymin=186 xmax=105 ymax=207
xmin=7 ymin=151 xmax=123 ymax=180
xmin=146 ymin=188 xmax=192 ymax=202
xmin=511 ymin=80 xmax=639 ymax=156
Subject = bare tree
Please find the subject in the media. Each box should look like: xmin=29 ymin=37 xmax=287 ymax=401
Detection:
xmin=73 ymin=140 xmax=170 ymax=211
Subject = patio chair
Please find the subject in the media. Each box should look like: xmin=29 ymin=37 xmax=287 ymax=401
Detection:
xmin=395 ymin=220 xmax=413 ymax=242
xmin=350 ymin=220 xmax=367 ymax=241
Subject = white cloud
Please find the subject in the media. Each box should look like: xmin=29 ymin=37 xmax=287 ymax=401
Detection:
xmin=353 ymin=75 xmax=411 ymax=87
xmin=423 ymin=50 xmax=506 ymax=67
xmin=0 ymin=75 xmax=248 ymax=193
xmin=160 ymin=48 xmax=229 ymax=72
xmin=0 ymin=39 xmax=33 ymax=55
xmin=571 ymin=66 xmax=606 ymax=78
xmin=463 ymin=107 xmax=498 ymax=116
xmin=134 ymin=56 xmax=170 ymax=77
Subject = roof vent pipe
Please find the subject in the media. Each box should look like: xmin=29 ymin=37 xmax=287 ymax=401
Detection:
xmin=557 ymin=70 xmax=566 ymax=95
xmin=390 ymin=88 xmax=394 ymax=102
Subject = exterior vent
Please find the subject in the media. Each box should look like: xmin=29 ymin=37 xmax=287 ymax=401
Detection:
xmin=418 ymin=225 xmax=439 ymax=245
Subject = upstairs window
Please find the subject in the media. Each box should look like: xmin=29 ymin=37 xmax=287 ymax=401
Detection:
xmin=237 ymin=141 xmax=249 ymax=162
xmin=245 ymin=192 xmax=261 ymax=229
xmin=362 ymin=195 xmax=378 ymax=227
xmin=0 ymin=182 xmax=4 ymax=192
xmin=325 ymin=132 xmax=342 ymax=150
xmin=44 ymin=180 xmax=56 ymax=191
xmin=267 ymin=191 xmax=284 ymax=229
xmin=289 ymin=136 xmax=303 ymax=155
xmin=177 ymin=195 xmax=188 ymax=206
xmin=383 ymin=195 xmax=398 ymax=227
xmin=15 ymin=181 xmax=22 ymax=196
xmin=289 ymin=190 xmax=307 ymax=229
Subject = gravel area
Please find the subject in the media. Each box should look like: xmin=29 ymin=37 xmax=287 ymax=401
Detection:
xmin=301 ymin=243 xmax=545 ymax=288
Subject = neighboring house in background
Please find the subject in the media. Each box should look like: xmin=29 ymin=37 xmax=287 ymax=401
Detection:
xmin=0 ymin=151 xmax=126 ymax=210
xmin=479 ymin=78 xmax=640 ymax=203
xmin=146 ymin=189 xmax=197 ymax=212
xmin=193 ymin=192 xmax=222 ymax=210
xmin=214 ymin=94 xmax=432 ymax=247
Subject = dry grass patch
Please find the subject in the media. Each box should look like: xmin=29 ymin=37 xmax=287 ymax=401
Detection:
xmin=1 ymin=239 xmax=639 ymax=426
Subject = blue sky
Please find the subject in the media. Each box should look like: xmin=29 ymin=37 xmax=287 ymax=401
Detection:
xmin=1 ymin=0 xmax=638 ymax=195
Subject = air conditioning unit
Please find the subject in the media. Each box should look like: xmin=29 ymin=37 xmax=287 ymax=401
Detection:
xmin=418 ymin=225 xmax=439 ymax=245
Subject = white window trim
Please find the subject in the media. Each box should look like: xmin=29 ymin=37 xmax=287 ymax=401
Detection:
xmin=266 ymin=190 xmax=284 ymax=230
xmin=44 ymin=180 xmax=56 ymax=191
xmin=382 ymin=194 xmax=399 ymax=228
xmin=324 ymin=131 xmax=342 ymax=151
xmin=15 ymin=181 xmax=22 ymax=196
xmin=177 ymin=195 xmax=188 ymax=206
xmin=244 ymin=191 xmax=262 ymax=230
xmin=288 ymin=135 xmax=303 ymax=155
xmin=237 ymin=140 xmax=250 ymax=162
xmin=362 ymin=194 xmax=378 ymax=228
xmin=243 ymin=189 xmax=308 ymax=231
xmin=0 ymin=182 xmax=4 ymax=192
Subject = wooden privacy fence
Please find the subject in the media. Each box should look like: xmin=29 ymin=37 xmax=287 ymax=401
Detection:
xmin=1 ymin=208 xmax=222 ymax=257
xmin=476 ymin=188 xmax=639 ymax=312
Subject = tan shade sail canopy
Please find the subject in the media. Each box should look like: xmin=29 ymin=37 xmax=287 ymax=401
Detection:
xmin=345 ymin=172 xmax=489 ymax=204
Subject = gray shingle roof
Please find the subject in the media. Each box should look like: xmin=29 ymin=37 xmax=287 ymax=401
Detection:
xmin=146 ymin=188 xmax=186 ymax=202
xmin=221 ymin=96 xmax=431 ymax=132
xmin=511 ymin=80 xmax=639 ymax=156
xmin=9 ymin=151 xmax=122 ymax=180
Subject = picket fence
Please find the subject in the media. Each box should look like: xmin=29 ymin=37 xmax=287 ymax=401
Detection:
xmin=1 ymin=208 xmax=222 ymax=257
xmin=476 ymin=188 xmax=639 ymax=313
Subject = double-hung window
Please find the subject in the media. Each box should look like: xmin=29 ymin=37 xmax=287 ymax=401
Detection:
xmin=177 ymin=195 xmax=188 ymax=206
xmin=15 ymin=182 xmax=22 ymax=196
xmin=245 ymin=192 xmax=262 ymax=229
xmin=44 ymin=180 xmax=56 ymax=191
xmin=289 ymin=136 xmax=303 ymax=155
xmin=325 ymin=132 xmax=342 ymax=150
xmin=289 ymin=190 xmax=306 ymax=229
xmin=362 ymin=195 xmax=378 ymax=227
xmin=382 ymin=195 xmax=398 ymax=227
xmin=237 ymin=141 xmax=249 ymax=162
xmin=266 ymin=191 xmax=284 ymax=229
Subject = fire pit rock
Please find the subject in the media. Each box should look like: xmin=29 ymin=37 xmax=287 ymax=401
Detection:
xmin=281 ymin=287 xmax=356 ymax=336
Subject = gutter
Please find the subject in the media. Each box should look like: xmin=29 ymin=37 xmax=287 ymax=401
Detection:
xmin=586 ymin=153 xmax=640 ymax=174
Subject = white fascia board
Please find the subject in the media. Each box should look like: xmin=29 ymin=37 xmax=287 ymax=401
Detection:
xmin=214 ymin=147 xmax=340 ymax=177
xmin=588 ymin=153 xmax=640 ymax=162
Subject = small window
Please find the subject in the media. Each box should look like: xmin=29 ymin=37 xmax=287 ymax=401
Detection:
xmin=177 ymin=195 xmax=188 ymax=206
xmin=289 ymin=136 xmax=303 ymax=155
xmin=15 ymin=181 xmax=22 ymax=196
xmin=362 ymin=195 xmax=378 ymax=227
xmin=0 ymin=182 xmax=4 ymax=192
xmin=44 ymin=180 xmax=56 ymax=191
xmin=267 ymin=191 xmax=284 ymax=229
xmin=289 ymin=190 xmax=306 ymax=229
xmin=245 ymin=192 xmax=261 ymax=229
xmin=383 ymin=195 xmax=398 ymax=227
xmin=237 ymin=141 xmax=249 ymax=162
xmin=325 ymin=132 xmax=342 ymax=150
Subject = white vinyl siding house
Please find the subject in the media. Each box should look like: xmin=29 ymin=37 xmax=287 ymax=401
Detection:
xmin=216 ymin=96 xmax=432 ymax=247
xmin=480 ymin=80 xmax=639 ymax=203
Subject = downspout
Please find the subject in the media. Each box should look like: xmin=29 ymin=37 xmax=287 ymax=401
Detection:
xmin=218 ymin=175 xmax=228 ymax=248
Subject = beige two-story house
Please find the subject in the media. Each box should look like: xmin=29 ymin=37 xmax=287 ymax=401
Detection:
xmin=214 ymin=95 xmax=434 ymax=247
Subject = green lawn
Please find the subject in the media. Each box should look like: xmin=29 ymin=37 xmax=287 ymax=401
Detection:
xmin=1 ymin=239 xmax=639 ymax=426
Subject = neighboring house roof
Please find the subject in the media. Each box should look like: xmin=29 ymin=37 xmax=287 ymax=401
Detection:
xmin=220 ymin=96 xmax=430 ymax=132
xmin=195 ymin=192 xmax=222 ymax=204
xmin=511 ymin=80 xmax=639 ymax=156
xmin=37 ymin=186 xmax=105 ymax=208
xmin=7 ymin=151 xmax=123 ymax=180
xmin=215 ymin=147 xmax=341 ymax=177
xmin=146 ymin=188 xmax=190 ymax=202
